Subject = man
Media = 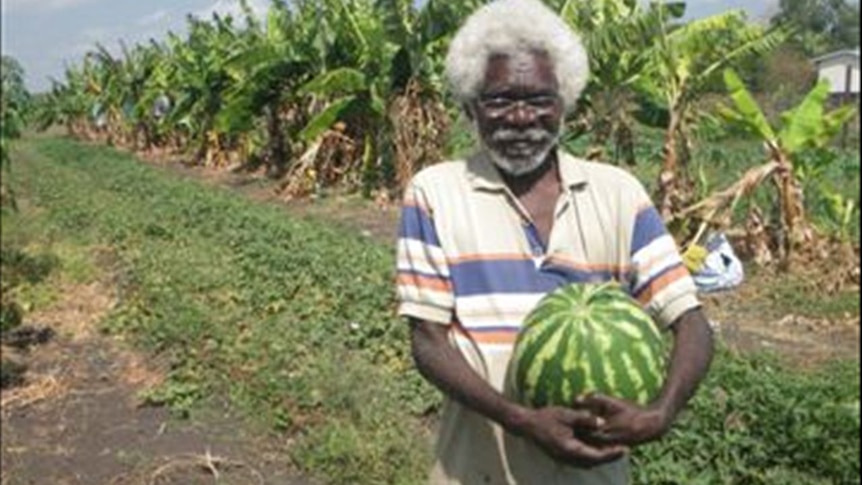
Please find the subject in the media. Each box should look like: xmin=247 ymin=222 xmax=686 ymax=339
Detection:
xmin=395 ymin=1 xmax=714 ymax=483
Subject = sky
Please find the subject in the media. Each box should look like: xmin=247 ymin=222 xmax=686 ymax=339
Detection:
xmin=1 ymin=0 xmax=780 ymax=93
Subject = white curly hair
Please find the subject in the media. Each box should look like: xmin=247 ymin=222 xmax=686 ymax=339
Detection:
xmin=445 ymin=0 xmax=589 ymax=113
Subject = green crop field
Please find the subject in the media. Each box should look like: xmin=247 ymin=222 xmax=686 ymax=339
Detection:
xmin=2 ymin=137 xmax=858 ymax=484
xmin=2 ymin=0 xmax=861 ymax=482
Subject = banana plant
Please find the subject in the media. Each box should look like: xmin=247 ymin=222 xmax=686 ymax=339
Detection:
xmin=296 ymin=0 xmax=477 ymax=195
xmin=375 ymin=0 xmax=479 ymax=191
xmin=82 ymin=44 xmax=129 ymax=145
xmin=165 ymin=14 xmax=240 ymax=166
xmin=217 ymin=0 xmax=320 ymax=176
xmin=638 ymin=8 xmax=788 ymax=221
xmin=134 ymin=39 xmax=175 ymax=153
xmin=115 ymin=42 xmax=164 ymax=152
xmin=1 ymin=56 xmax=29 ymax=141
xmin=716 ymin=68 xmax=856 ymax=266
xmin=35 ymin=66 xmax=91 ymax=138
xmin=1 ymin=55 xmax=30 ymax=209
xmin=559 ymin=0 xmax=682 ymax=164
xmin=376 ymin=0 xmax=481 ymax=95
xmin=291 ymin=0 xmax=394 ymax=195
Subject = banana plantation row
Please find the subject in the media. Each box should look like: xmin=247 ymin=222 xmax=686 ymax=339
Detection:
xmin=11 ymin=0 xmax=860 ymax=272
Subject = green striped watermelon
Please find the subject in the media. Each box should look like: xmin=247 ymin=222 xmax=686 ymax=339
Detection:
xmin=505 ymin=282 xmax=666 ymax=407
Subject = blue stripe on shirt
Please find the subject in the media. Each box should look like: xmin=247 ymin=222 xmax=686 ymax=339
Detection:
xmin=399 ymin=205 xmax=440 ymax=246
xmin=630 ymin=206 xmax=667 ymax=255
xmin=449 ymin=259 xmax=616 ymax=297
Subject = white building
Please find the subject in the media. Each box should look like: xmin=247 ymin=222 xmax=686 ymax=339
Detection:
xmin=812 ymin=49 xmax=860 ymax=96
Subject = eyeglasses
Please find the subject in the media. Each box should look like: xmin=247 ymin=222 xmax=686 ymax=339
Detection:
xmin=476 ymin=94 xmax=561 ymax=118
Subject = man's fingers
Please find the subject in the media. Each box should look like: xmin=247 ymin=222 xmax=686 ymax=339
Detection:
xmin=557 ymin=408 xmax=604 ymax=430
xmin=574 ymin=393 xmax=624 ymax=416
xmin=560 ymin=439 xmax=628 ymax=467
xmin=584 ymin=428 xmax=622 ymax=445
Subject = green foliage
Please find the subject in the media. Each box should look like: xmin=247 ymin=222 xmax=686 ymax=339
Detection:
xmin=1 ymin=56 xmax=30 ymax=139
xmin=7 ymin=136 xmax=859 ymax=484
xmin=633 ymin=348 xmax=860 ymax=484
xmin=0 ymin=244 xmax=60 ymax=332
xmin=779 ymin=80 xmax=856 ymax=153
xmin=757 ymin=268 xmax=861 ymax=318
xmin=8 ymin=136 xmax=437 ymax=483
xmin=719 ymin=70 xmax=777 ymax=141
xmin=770 ymin=0 xmax=860 ymax=55
xmin=717 ymin=68 xmax=859 ymax=240
xmin=1 ymin=55 xmax=31 ymax=210
xmin=299 ymin=68 xmax=369 ymax=98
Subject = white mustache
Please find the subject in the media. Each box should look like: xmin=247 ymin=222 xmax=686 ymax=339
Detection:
xmin=491 ymin=129 xmax=550 ymax=143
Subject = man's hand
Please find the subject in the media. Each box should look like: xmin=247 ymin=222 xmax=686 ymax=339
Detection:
xmin=573 ymin=308 xmax=714 ymax=448
xmin=513 ymin=405 xmax=629 ymax=468
xmin=573 ymin=393 xmax=671 ymax=447
xmin=411 ymin=318 xmax=628 ymax=468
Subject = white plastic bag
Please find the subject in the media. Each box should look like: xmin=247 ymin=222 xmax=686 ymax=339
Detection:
xmin=691 ymin=233 xmax=744 ymax=293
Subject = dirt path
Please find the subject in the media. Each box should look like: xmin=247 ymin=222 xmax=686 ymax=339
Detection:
xmin=1 ymin=279 xmax=314 ymax=485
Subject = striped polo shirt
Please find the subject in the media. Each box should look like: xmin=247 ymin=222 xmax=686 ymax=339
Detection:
xmin=396 ymin=149 xmax=700 ymax=485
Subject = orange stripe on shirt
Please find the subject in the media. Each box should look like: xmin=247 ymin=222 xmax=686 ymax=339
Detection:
xmin=544 ymin=254 xmax=632 ymax=273
xmin=636 ymin=265 xmax=690 ymax=305
xmin=447 ymin=253 xmax=532 ymax=264
xmin=449 ymin=320 xmax=520 ymax=345
xmin=397 ymin=272 xmax=452 ymax=292
xmin=455 ymin=329 xmax=519 ymax=345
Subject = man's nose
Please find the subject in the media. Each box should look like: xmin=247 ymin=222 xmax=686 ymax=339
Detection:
xmin=504 ymin=101 xmax=537 ymax=125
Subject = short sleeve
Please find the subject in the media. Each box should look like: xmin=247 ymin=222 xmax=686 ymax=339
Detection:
xmin=627 ymin=185 xmax=700 ymax=327
xmin=395 ymin=181 xmax=454 ymax=324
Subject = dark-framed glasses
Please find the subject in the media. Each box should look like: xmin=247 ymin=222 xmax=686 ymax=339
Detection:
xmin=476 ymin=94 xmax=560 ymax=118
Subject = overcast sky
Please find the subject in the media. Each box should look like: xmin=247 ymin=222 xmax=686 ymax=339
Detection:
xmin=2 ymin=0 xmax=779 ymax=93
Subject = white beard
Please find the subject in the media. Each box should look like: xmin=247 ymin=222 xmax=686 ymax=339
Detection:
xmin=477 ymin=125 xmax=560 ymax=176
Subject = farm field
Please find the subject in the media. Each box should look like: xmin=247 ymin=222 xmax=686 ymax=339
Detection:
xmin=1 ymin=135 xmax=858 ymax=484
xmin=2 ymin=0 xmax=862 ymax=483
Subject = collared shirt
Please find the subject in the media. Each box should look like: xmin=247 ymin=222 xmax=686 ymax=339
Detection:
xmin=396 ymin=149 xmax=700 ymax=485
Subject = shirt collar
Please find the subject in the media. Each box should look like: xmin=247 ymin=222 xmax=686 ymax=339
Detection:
xmin=466 ymin=148 xmax=589 ymax=192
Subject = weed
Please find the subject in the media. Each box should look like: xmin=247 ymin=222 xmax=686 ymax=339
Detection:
xmin=633 ymin=348 xmax=860 ymax=484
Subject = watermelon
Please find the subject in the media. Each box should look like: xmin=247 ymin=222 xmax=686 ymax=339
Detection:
xmin=505 ymin=282 xmax=666 ymax=407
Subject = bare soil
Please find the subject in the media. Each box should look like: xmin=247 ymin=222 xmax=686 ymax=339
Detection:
xmin=1 ymin=280 xmax=315 ymax=485
xmin=2 ymin=147 xmax=857 ymax=485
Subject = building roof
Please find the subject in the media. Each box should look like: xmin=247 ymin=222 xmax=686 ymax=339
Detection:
xmin=812 ymin=49 xmax=860 ymax=64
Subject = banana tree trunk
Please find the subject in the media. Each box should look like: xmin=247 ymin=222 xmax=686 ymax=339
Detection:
xmin=614 ymin=121 xmax=636 ymax=166
xmin=771 ymin=148 xmax=807 ymax=271
xmin=657 ymin=109 xmax=680 ymax=220
xmin=585 ymin=119 xmax=611 ymax=161
xmin=266 ymin=105 xmax=287 ymax=177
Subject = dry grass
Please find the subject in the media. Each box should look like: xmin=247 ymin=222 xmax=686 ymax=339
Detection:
xmin=148 ymin=449 xmax=265 ymax=485
xmin=33 ymin=281 xmax=116 ymax=341
xmin=0 ymin=372 xmax=67 ymax=417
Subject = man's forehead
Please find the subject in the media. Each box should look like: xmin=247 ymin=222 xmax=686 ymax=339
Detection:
xmin=482 ymin=50 xmax=558 ymax=90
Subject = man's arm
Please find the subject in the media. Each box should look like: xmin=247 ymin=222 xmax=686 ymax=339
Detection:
xmin=576 ymin=307 xmax=714 ymax=446
xmin=410 ymin=318 xmax=628 ymax=467
xmin=654 ymin=306 xmax=715 ymax=419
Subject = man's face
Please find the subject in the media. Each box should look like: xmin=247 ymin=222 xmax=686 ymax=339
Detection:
xmin=471 ymin=50 xmax=563 ymax=177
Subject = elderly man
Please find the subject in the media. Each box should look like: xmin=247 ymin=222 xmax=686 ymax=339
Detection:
xmin=395 ymin=1 xmax=714 ymax=483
